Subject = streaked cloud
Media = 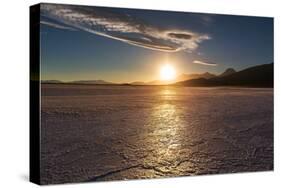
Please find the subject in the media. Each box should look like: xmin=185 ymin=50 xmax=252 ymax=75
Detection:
xmin=41 ymin=4 xmax=210 ymax=52
xmin=40 ymin=21 xmax=77 ymax=31
xmin=193 ymin=60 xmax=217 ymax=66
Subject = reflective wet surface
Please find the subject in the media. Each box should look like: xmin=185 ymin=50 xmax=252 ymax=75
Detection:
xmin=41 ymin=85 xmax=273 ymax=184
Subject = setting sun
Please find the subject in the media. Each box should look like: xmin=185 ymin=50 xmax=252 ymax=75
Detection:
xmin=160 ymin=64 xmax=176 ymax=81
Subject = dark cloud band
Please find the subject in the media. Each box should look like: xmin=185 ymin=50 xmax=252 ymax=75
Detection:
xmin=168 ymin=32 xmax=193 ymax=40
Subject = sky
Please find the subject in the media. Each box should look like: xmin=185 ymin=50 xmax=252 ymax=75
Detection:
xmin=40 ymin=3 xmax=273 ymax=83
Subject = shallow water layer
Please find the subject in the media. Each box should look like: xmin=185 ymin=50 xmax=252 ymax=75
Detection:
xmin=40 ymin=85 xmax=273 ymax=184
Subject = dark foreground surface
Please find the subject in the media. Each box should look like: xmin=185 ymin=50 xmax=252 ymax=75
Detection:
xmin=40 ymin=84 xmax=273 ymax=184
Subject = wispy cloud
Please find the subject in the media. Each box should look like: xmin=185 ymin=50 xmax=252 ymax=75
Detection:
xmin=193 ymin=60 xmax=217 ymax=66
xmin=199 ymin=15 xmax=215 ymax=26
xmin=41 ymin=4 xmax=211 ymax=52
xmin=40 ymin=21 xmax=77 ymax=31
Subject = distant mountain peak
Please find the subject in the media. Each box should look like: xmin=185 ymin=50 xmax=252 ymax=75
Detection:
xmin=201 ymin=72 xmax=216 ymax=79
xmin=219 ymin=68 xmax=236 ymax=77
xmin=225 ymin=68 xmax=236 ymax=72
xmin=175 ymin=72 xmax=216 ymax=83
xmin=203 ymin=72 xmax=213 ymax=76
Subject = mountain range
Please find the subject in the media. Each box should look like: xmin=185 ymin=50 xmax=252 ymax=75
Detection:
xmin=42 ymin=80 xmax=113 ymax=85
xmin=41 ymin=63 xmax=273 ymax=88
xmin=70 ymin=80 xmax=113 ymax=85
xmin=175 ymin=63 xmax=273 ymax=87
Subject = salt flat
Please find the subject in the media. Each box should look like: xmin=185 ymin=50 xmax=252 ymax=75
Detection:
xmin=40 ymin=84 xmax=273 ymax=184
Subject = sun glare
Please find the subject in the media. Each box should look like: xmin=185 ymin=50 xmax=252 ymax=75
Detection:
xmin=160 ymin=64 xmax=176 ymax=81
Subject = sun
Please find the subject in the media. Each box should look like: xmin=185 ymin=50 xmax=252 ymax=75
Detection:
xmin=160 ymin=64 xmax=176 ymax=81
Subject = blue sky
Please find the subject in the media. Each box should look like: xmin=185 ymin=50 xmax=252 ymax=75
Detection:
xmin=40 ymin=4 xmax=273 ymax=83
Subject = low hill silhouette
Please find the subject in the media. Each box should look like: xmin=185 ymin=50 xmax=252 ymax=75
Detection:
xmin=41 ymin=80 xmax=63 ymax=84
xmin=176 ymin=72 xmax=216 ymax=82
xmin=130 ymin=72 xmax=217 ymax=85
xmin=70 ymin=80 xmax=114 ymax=85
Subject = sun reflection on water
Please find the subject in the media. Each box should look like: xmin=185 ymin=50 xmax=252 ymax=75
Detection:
xmin=160 ymin=87 xmax=176 ymax=98
xmin=148 ymin=87 xmax=184 ymax=162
